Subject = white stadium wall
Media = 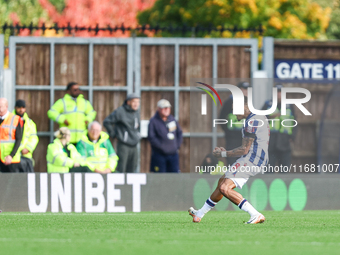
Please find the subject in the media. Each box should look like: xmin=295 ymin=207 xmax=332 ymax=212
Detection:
xmin=0 ymin=173 xmax=339 ymax=212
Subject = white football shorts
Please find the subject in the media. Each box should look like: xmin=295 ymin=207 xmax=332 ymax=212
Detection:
xmin=224 ymin=157 xmax=263 ymax=189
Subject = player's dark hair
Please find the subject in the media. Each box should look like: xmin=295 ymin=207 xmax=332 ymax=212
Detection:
xmin=66 ymin=82 xmax=78 ymax=91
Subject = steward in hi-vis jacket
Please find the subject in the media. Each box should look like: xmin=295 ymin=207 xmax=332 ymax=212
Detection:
xmin=47 ymin=82 xmax=96 ymax=145
xmin=47 ymin=127 xmax=91 ymax=173
xmin=77 ymin=122 xmax=118 ymax=174
xmin=13 ymin=99 xmax=39 ymax=172
xmin=0 ymin=98 xmax=23 ymax=173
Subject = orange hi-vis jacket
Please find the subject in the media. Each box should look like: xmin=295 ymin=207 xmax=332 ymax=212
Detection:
xmin=0 ymin=112 xmax=23 ymax=163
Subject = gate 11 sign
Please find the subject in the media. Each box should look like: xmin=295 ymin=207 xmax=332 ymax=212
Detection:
xmin=275 ymin=59 xmax=340 ymax=80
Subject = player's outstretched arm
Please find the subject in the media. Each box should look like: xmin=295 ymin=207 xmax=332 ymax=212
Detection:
xmin=213 ymin=137 xmax=254 ymax=158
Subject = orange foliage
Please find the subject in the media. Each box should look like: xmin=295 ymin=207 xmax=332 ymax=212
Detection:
xmin=38 ymin=0 xmax=156 ymax=37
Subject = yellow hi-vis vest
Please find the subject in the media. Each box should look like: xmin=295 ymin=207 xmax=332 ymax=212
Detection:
xmin=13 ymin=111 xmax=39 ymax=159
xmin=0 ymin=112 xmax=22 ymax=163
xmin=76 ymin=132 xmax=118 ymax=172
xmin=47 ymin=94 xmax=96 ymax=144
xmin=46 ymin=139 xmax=85 ymax=173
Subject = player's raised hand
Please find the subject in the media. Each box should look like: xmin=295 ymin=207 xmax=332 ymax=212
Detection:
xmin=213 ymin=147 xmax=221 ymax=158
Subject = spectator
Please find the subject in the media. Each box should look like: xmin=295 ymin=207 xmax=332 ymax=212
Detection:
xmin=103 ymin=93 xmax=140 ymax=173
xmin=218 ymin=82 xmax=249 ymax=166
xmin=262 ymin=84 xmax=296 ymax=167
xmin=13 ymin=99 xmax=39 ymax=173
xmin=47 ymin=82 xmax=96 ymax=146
xmin=148 ymin=99 xmax=183 ymax=173
xmin=0 ymin=98 xmax=23 ymax=173
xmin=77 ymin=121 xmax=119 ymax=174
xmin=46 ymin=127 xmax=91 ymax=173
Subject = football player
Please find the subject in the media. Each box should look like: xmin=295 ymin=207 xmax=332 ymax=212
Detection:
xmin=189 ymin=96 xmax=270 ymax=224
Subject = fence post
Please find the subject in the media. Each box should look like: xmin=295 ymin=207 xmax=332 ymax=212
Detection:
xmin=262 ymin=36 xmax=274 ymax=101
xmin=262 ymin=37 xmax=274 ymax=78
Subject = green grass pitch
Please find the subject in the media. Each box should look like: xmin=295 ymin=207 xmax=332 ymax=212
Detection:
xmin=1 ymin=211 xmax=340 ymax=255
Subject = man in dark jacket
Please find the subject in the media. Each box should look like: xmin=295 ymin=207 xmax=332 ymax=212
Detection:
xmin=148 ymin=99 xmax=183 ymax=173
xmin=103 ymin=93 xmax=140 ymax=173
xmin=218 ymin=82 xmax=249 ymax=166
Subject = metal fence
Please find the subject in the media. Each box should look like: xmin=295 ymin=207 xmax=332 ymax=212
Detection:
xmin=1 ymin=23 xmax=264 ymax=37
xmin=134 ymin=37 xmax=258 ymax=148
xmin=5 ymin=35 xmax=265 ymax=172
xmin=9 ymin=37 xmax=133 ymax=140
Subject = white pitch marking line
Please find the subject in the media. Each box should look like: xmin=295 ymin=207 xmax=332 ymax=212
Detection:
xmin=0 ymin=213 xmax=141 ymax=216
xmin=0 ymin=238 xmax=339 ymax=246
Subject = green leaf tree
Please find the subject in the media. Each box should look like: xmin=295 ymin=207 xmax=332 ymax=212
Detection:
xmin=0 ymin=0 xmax=51 ymax=25
xmin=137 ymin=0 xmax=332 ymax=39
xmin=314 ymin=0 xmax=340 ymax=39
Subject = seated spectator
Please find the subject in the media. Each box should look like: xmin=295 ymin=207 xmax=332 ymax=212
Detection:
xmin=76 ymin=121 xmax=118 ymax=174
xmin=46 ymin=127 xmax=91 ymax=173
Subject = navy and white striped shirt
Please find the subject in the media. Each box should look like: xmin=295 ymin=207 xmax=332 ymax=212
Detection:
xmin=241 ymin=113 xmax=270 ymax=167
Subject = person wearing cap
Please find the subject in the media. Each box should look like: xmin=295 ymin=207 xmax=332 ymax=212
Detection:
xmin=0 ymin=98 xmax=24 ymax=172
xmin=262 ymin=84 xmax=296 ymax=168
xmin=13 ymin=99 xmax=39 ymax=172
xmin=103 ymin=93 xmax=140 ymax=173
xmin=148 ymin=99 xmax=183 ymax=173
xmin=47 ymin=82 xmax=97 ymax=145
xmin=218 ymin=82 xmax=249 ymax=166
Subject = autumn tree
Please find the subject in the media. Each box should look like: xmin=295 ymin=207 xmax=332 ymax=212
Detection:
xmin=1 ymin=0 xmax=155 ymax=37
xmin=314 ymin=0 xmax=340 ymax=39
xmin=137 ymin=0 xmax=332 ymax=39
xmin=1 ymin=0 xmax=155 ymax=67
xmin=38 ymin=0 xmax=156 ymax=37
